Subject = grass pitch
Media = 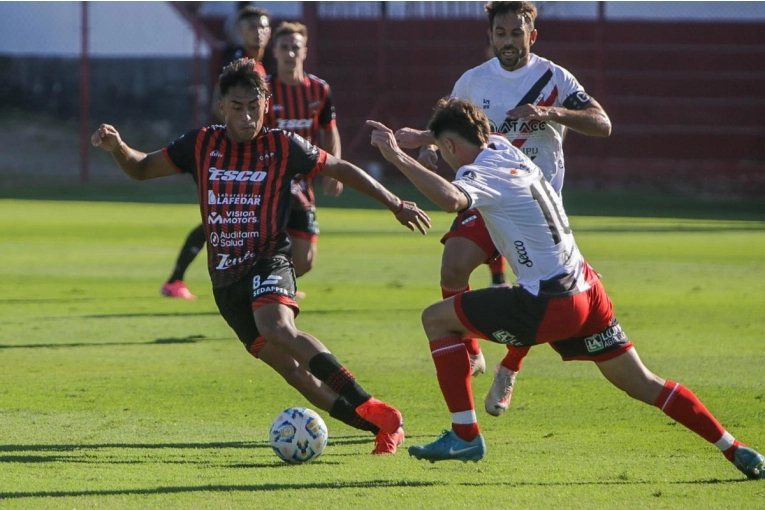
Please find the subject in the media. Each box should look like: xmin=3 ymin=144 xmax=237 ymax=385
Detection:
xmin=1 ymin=199 xmax=764 ymax=509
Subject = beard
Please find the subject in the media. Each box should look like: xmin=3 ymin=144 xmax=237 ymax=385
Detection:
xmin=493 ymin=45 xmax=527 ymax=71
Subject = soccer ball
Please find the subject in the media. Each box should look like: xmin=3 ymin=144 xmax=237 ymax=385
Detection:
xmin=269 ymin=407 xmax=329 ymax=464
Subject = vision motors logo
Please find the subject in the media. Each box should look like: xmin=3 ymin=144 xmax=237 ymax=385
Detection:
xmin=207 ymin=210 xmax=258 ymax=225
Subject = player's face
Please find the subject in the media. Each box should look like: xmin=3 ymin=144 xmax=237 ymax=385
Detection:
xmin=239 ymin=15 xmax=271 ymax=50
xmin=273 ymin=33 xmax=307 ymax=73
xmin=489 ymin=13 xmax=537 ymax=71
xmin=221 ymin=85 xmax=269 ymax=143
xmin=434 ymin=137 xmax=460 ymax=172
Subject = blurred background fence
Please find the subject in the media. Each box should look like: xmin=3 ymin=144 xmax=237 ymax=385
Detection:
xmin=1 ymin=1 xmax=765 ymax=199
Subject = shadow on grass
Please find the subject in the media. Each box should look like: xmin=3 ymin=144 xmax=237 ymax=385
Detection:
xmin=0 ymin=479 xmax=440 ymax=499
xmin=0 ymin=335 xmax=229 ymax=349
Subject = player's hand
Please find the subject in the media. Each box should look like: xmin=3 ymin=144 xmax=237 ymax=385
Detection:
xmin=393 ymin=200 xmax=431 ymax=235
xmin=417 ymin=146 xmax=439 ymax=171
xmin=394 ymin=127 xmax=431 ymax=149
xmin=91 ymin=124 xmax=123 ymax=152
xmin=322 ymin=176 xmax=344 ymax=197
xmin=506 ymin=104 xmax=554 ymax=122
xmin=366 ymin=120 xmax=402 ymax=162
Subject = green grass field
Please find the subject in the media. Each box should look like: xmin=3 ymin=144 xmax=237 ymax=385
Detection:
xmin=1 ymin=199 xmax=764 ymax=509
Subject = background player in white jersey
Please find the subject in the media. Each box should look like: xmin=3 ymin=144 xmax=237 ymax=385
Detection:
xmin=395 ymin=1 xmax=612 ymax=417
xmin=367 ymin=97 xmax=765 ymax=479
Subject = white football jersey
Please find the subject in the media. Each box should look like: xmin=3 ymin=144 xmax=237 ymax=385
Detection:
xmin=452 ymin=54 xmax=591 ymax=194
xmin=452 ymin=135 xmax=589 ymax=297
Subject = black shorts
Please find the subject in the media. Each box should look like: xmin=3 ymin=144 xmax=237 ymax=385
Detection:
xmin=212 ymin=255 xmax=299 ymax=356
xmin=286 ymin=207 xmax=320 ymax=240
xmin=455 ymin=267 xmax=632 ymax=362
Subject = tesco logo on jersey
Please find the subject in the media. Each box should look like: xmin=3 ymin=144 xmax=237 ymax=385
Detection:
xmin=277 ymin=118 xmax=314 ymax=130
xmin=208 ymin=167 xmax=267 ymax=182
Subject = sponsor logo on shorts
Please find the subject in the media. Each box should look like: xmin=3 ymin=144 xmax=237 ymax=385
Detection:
xmin=208 ymin=191 xmax=261 ymax=206
xmin=207 ymin=211 xmax=259 ymax=225
xmin=492 ymin=329 xmax=523 ymax=346
xmin=461 ymin=214 xmax=478 ymax=226
xmin=584 ymin=321 xmax=627 ymax=353
xmin=252 ymin=273 xmax=290 ymax=298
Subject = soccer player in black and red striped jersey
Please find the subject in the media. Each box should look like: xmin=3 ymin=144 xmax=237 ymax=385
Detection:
xmin=92 ymin=58 xmax=430 ymax=455
xmin=161 ymin=5 xmax=274 ymax=301
xmin=265 ymin=21 xmax=344 ymax=283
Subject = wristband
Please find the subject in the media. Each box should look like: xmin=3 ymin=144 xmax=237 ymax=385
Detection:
xmin=393 ymin=200 xmax=404 ymax=214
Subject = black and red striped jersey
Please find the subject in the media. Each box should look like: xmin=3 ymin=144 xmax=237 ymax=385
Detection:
xmin=265 ymin=74 xmax=336 ymax=144
xmin=162 ymin=126 xmax=328 ymax=288
xmin=265 ymin=74 xmax=337 ymax=211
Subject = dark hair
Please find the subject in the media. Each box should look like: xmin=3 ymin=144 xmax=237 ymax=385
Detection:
xmin=484 ymin=1 xmax=537 ymax=30
xmin=427 ymin=97 xmax=490 ymax=147
xmin=237 ymin=5 xmax=270 ymax=24
xmin=219 ymin=58 xmax=270 ymax=98
xmin=273 ymin=21 xmax=309 ymax=44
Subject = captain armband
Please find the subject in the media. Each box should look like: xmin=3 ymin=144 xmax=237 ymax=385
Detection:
xmin=562 ymin=91 xmax=592 ymax=111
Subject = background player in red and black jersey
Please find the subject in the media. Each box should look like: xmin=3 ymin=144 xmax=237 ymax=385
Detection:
xmin=160 ymin=5 xmax=273 ymax=301
xmin=265 ymin=21 xmax=344 ymax=284
xmin=92 ymin=59 xmax=431 ymax=454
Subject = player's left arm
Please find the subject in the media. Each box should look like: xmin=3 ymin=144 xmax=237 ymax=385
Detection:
xmin=367 ymin=120 xmax=468 ymax=213
xmin=507 ymin=97 xmax=611 ymax=137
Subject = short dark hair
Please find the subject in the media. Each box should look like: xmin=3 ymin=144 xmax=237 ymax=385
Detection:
xmin=237 ymin=5 xmax=270 ymax=24
xmin=219 ymin=58 xmax=270 ymax=98
xmin=273 ymin=21 xmax=309 ymax=44
xmin=484 ymin=1 xmax=537 ymax=30
xmin=427 ymin=97 xmax=490 ymax=147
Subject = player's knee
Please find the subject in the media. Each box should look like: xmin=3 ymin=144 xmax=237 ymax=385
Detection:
xmin=440 ymin=261 xmax=472 ymax=288
xmin=421 ymin=303 xmax=448 ymax=339
xmin=293 ymin=258 xmax=314 ymax=277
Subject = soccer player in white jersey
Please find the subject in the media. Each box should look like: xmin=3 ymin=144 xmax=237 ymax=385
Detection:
xmin=395 ymin=1 xmax=611 ymax=418
xmin=366 ymin=97 xmax=765 ymax=478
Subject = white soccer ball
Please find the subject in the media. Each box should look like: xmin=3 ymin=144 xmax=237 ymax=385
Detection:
xmin=269 ymin=407 xmax=329 ymax=464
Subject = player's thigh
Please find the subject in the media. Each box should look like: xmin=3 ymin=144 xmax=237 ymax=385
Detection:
xmin=212 ymin=278 xmax=262 ymax=353
xmin=441 ymin=237 xmax=491 ymax=283
xmin=595 ymin=347 xmax=665 ymax=404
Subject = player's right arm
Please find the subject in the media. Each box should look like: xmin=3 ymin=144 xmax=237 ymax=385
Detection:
xmin=91 ymin=124 xmax=177 ymax=180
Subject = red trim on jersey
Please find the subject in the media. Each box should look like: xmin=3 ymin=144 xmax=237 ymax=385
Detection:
xmin=286 ymin=228 xmax=318 ymax=242
xmin=306 ymin=150 xmax=328 ymax=180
